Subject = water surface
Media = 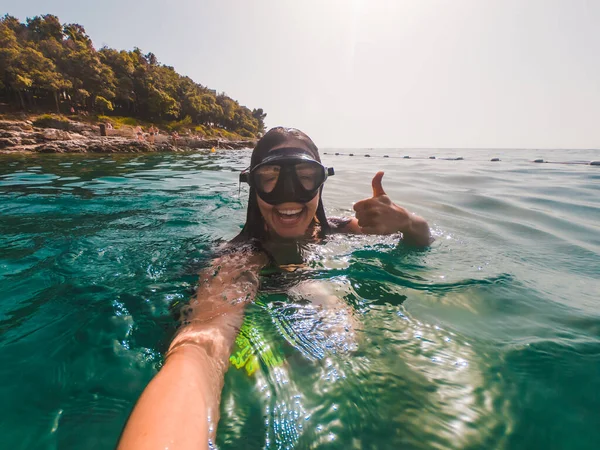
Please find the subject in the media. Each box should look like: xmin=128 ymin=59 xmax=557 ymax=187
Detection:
xmin=1 ymin=148 xmax=599 ymax=449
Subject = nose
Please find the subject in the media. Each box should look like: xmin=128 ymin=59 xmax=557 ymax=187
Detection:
xmin=282 ymin=168 xmax=296 ymax=196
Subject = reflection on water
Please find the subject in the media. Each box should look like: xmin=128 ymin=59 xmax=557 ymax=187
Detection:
xmin=1 ymin=149 xmax=600 ymax=449
xmin=220 ymin=235 xmax=516 ymax=449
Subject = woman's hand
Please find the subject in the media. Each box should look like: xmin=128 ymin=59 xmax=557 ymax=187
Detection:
xmin=352 ymin=171 xmax=431 ymax=247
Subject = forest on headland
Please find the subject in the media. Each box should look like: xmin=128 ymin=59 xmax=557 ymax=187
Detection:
xmin=0 ymin=14 xmax=266 ymax=139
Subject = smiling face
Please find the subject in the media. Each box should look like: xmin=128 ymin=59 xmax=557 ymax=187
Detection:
xmin=257 ymin=192 xmax=320 ymax=239
xmin=244 ymin=128 xmax=327 ymax=240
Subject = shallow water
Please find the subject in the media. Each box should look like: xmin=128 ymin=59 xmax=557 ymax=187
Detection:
xmin=0 ymin=148 xmax=599 ymax=449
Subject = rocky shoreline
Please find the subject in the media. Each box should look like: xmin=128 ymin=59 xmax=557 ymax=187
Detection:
xmin=0 ymin=119 xmax=256 ymax=154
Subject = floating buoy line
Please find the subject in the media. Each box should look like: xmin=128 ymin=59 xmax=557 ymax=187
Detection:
xmin=322 ymin=152 xmax=599 ymax=166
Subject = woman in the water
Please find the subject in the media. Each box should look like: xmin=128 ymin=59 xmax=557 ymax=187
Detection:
xmin=118 ymin=127 xmax=430 ymax=449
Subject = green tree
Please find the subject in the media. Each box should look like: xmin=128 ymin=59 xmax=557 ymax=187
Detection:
xmin=0 ymin=14 xmax=266 ymax=138
xmin=95 ymin=95 xmax=113 ymax=113
xmin=252 ymin=108 xmax=267 ymax=133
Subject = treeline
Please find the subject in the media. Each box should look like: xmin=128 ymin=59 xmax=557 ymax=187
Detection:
xmin=0 ymin=14 xmax=266 ymax=137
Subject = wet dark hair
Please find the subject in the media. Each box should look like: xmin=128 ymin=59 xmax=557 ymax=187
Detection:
xmin=232 ymin=127 xmax=330 ymax=243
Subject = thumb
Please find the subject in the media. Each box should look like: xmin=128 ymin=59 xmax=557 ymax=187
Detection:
xmin=371 ymin=171 xmax=386 ymax=197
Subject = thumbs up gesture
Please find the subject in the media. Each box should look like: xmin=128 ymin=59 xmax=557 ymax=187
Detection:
xmin=353 ymin=171 xmax=431 ymax=245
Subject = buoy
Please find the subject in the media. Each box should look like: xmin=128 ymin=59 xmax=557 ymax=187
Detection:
xmin=534 ymin=159 xmax=544 ymax=163
xmin=429 ymin=156 xmax=436 ymax=159
xmin=591 ymin=161 xmax=600 ymax=166
xmin=491 ymin=158 xmax=500 ymax=162
xmin=211 ymin=147 xmax=216 ymax=153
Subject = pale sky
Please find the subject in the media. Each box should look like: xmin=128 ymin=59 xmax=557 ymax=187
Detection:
xmin=3 ymin=0 xmax=599 ymax=148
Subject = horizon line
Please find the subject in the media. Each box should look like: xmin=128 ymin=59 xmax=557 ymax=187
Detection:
xmin=320 ymin=147 xmax=600 ymax=151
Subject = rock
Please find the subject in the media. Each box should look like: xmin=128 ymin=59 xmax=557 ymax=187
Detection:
xmin=0 ymin=138 xmax=19 ymax=148
xmin=0 ymin=121 xmax=18 ymax=130
xmin=68 ymin=122 xmax=96 ymax=133
xmin=0 ymin=118 xmax=256 ymax=154
xmin=0 ymin=120 xmax=33 ymax=131
xmin=157 ymin=143 xmax=176 ymax=152
xmin=36 ymin=144 xmax=62 ymax=153
xmin=42 ymin=129 xmax=73 ymax=141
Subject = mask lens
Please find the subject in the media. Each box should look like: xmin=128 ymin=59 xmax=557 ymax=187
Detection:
xmin=253 ymin=165 xmax=280 ymax=193
xmin=295 ymin=162 xmax=323 ymax=190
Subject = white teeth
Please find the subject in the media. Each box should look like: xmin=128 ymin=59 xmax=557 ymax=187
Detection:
xmin=277 ymin=208 xmax=302 ymax=215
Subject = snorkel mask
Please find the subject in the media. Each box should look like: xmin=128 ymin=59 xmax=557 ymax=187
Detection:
xmin=240 ymin=148 xmax=335 ymax=205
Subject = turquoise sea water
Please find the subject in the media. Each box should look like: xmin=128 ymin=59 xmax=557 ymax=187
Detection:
xmin=1 ymin=148 xmax=599 ymax=449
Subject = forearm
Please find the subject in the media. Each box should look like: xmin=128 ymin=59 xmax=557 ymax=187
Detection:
xmin=342 ymin=215 xmax=431 ymax=247
xmin=118 ymin=326 xmax=233 ymax=450
xmin=119 ymin=250 xmax=267 ymax=450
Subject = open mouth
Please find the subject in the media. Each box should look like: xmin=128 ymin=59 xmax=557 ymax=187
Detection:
xmin=274 ymin=206 xmax=306 ymax=227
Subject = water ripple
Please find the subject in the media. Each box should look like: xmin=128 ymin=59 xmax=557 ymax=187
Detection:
xmin=1 ymin=150 xmax=599 ymax=449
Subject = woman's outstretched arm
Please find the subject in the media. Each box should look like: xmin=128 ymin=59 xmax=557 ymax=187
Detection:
xmin=118 ymin=250 xmax=268 ymax=450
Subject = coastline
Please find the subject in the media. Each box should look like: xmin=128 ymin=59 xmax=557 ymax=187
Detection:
xmin=0 ymin=118 xmax=256 ymax=155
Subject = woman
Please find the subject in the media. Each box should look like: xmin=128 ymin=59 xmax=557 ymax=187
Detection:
xmin=148 ymin=124 xmax=157 ymax=144
xmin=118 ymin=128 xmax=430 ymax=449
xmin=134 ymin=126 xmax=144 ymax=142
